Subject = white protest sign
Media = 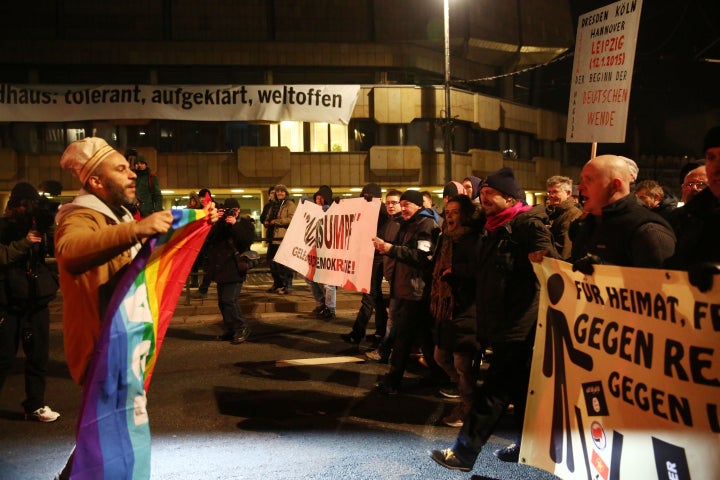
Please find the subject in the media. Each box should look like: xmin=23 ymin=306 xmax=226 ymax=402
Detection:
xmin=523 ymin=258 xmax=719 ymax=480
xmin=566 ymin=0 xmax=643 ymax=143
xmin=0 ymin=84 xmax=360 ymax=124
xmin=273 ymin=197 xmax=380 ymax=293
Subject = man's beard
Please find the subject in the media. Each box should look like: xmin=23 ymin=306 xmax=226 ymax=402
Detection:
xmin=103 ymin=176 xmax=135 ymax=207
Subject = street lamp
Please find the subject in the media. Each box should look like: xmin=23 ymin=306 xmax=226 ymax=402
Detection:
xmin=443 ymin=0 xmax=453 ymax=183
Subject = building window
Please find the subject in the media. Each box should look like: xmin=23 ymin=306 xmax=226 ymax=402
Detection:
xmin=349 ymin=119 xmax=376 ymax=151
xmin=270 ymin=121 xmax=303 ymax=152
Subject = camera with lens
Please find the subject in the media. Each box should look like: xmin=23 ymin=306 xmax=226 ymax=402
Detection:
xmin=30 ymin=196 xmax=61 ymax=234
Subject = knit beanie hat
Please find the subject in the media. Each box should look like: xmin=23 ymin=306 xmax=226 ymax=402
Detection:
xmin=400 ymin=190 xmax=424 ymax=208
xmin=703 ymin=126 xmax=720 ymax=153
xmin=361 ymin=182 xmax=382 ymax=199
xmin=223 ymin=198 xmax=240 ymax=209
xmin=60 ymin=137 xmax=117 ymax=185
xmin=442 ymin=181 xmax=466 ymax=198
xmin=482 ymin=167 xmax=523 ymax=200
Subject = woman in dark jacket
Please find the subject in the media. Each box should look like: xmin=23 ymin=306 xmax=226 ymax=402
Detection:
xmin=205 ymin=198 xmax=256 ymax=344
xmin=430 ymin=195 xmax=479 ymax=427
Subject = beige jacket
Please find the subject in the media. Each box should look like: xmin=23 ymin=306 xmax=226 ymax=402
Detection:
xmin=54 ymin=192 xmax=141 ymax=384
xmin=270 ymin=199 xmax=296 ymax=245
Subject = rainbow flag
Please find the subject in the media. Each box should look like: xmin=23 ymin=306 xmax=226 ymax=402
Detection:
xmin=71 ymin=209 xmax=211 ymax=480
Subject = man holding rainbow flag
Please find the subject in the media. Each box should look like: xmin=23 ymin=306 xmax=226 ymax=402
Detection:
xmin=52 ymin=137 xmax=217 ymax=479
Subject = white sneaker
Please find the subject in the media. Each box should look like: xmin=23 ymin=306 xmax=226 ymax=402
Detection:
xmin=26 ymin=405 xmax=60 ymax=422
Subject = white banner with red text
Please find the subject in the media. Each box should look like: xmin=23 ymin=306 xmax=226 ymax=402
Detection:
xmin=273 ymin=197 xmax=380 ymax=293
xmin=522 ymin=258 xmax=719 ymax=480
xmin=0 ymin=84 xmax=360 ymax=124
xmin=566 ymin=0 xmax=642 ymax=143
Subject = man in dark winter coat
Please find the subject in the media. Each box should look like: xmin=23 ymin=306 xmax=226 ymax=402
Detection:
xmin=205 ymin=198 xmax=256 ymax=344
xmin=364 ymin=189 xmax=403 ymax=362
xmin=540 ymin=175 xmax=582 ymax=260
xmin=634 ymin=179 xmax=677 ymax=221
xmin=0 ymin=183 xmax=61 ymax=422
xmin=372 ymin=189 xmax=443 ymax=395
xmin=666 ymin=126 xmax=720 ymax=292
xmin=431 ymin=167 xmax=558 ymax=472
xmin=570 ymin=155 xmax=676 ymax=273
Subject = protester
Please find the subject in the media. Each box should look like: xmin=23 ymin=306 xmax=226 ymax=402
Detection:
xmin=539 ymin=175 xmax=582 ymax=260
xmin=421 ymin=190 xmax=442 ymax=225
xmin=260 ymin=185 xmax=276 ymax=245
xmin=195 ymin=188 xmax=215 ymax=296
xmin=341 ymin=183 xmax=389 ymax=346
xmin=372 ymin=189 xmax=444 ymax=395
xmin=305 ymin=185 xmax=337 ymax=319
xmin=441 ymin=181 xmax=466 ymax=209
xmin=666 ymin=126 xmax=720 ymax=292
xmin=0 ymin=183 xmax=60 ymax=422
xmin=430 ymin=194 xmax=479 ymax=427
xmin=430 ymin=166 xmax=558 ymax=471
xmin=131 ymin=156 xmax=163 ymax=217
xmin=570 ymin=155 xmax=676 ymax=272
xmin=186 ymin=191 xmax=204 ymax=287
xmin=266 ymin=184 xmax=296 ymax=294
xmin=52 ymin=137 xmax=216 ymax=479
xmin=634 ymin=179 xmax=677 ymax=220
xmin=204 ymin=198 xmax=255 ymax=344
xmin=461 ymin=176 xmax=482 ymax=207
xmin=365 ymin=189 xmax=403 ymax=363
xmin=679 ymin=165 xmax=708 ymax=204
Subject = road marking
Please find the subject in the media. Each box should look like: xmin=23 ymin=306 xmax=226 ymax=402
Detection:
xmin=275 ymin=356 xmax=365 ymax=367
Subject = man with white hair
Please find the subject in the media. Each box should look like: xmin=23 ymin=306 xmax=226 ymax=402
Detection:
xmin=621 ymin=155 xmax=639 ymax=184
xmin=570 ymin=155 xmax=676 ymax=273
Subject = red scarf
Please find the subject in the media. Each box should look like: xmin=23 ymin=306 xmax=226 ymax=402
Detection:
xmin=484 ymin=202 xmax=532 ymax=232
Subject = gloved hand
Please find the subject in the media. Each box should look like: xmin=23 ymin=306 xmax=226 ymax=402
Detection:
xmin=688 ymin=262 xmax=720 ymax=293
xmin=572 ymin=253 xmax=603 ymax=275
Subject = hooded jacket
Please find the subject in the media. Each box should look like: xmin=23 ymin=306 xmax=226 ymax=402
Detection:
xmin=54 ymin=192 xmax=141 ymax=384
xmin=314 ymin=185 xmax=333 ymax=207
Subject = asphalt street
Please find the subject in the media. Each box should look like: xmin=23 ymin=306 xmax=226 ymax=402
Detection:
xmin=1 ymin=272 xmax=560 ymax=480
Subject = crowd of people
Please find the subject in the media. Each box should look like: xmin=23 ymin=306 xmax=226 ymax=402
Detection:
xmin=0 ymin=125 xmax=718 ymax=478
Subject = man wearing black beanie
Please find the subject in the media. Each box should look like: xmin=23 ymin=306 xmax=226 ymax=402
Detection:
xmin=372 ymin=189 xmax=444 ymax=395
xmin=431 ymin=167 xmax=558 ymax=471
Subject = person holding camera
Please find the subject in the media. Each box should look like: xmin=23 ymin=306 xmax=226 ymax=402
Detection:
xmin=0 ymin=182 xmax=60 ymax=422
xmin=204 ymin=198 xmax=256 ymax=344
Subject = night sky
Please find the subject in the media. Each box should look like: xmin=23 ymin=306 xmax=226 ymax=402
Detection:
xmin=534 ymin=0 xmax=720 ymax=158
